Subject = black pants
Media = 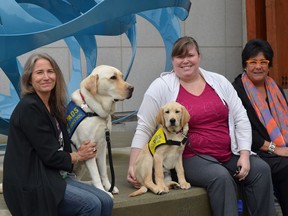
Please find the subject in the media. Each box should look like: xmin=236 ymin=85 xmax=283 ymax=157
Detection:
xmin=261 ymin=155 xmax=288 ymax=216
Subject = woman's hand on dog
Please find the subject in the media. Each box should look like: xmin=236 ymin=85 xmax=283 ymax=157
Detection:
xmin=127 ymin=148 xmax=141 ymax=188
xmin=71 ymin=140 xmax=97 ymax=163
xmin=127 ymin=166 xmax=141 ymax=189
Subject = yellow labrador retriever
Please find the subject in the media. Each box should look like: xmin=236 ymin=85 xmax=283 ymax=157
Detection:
xmin=129 ymin=101 xmax=191 ymax=197
xmin=68 ymin=65 xmax=133 ymax=197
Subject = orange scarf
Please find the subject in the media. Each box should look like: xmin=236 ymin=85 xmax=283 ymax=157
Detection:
xmin=242 ymin=72 xmax=288 ymax=147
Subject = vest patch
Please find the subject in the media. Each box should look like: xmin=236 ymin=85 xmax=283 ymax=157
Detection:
xmin=66 ymin=101 xmax=86 ymax=138
xmin=148 ymin=127 xmax=167 ymax=155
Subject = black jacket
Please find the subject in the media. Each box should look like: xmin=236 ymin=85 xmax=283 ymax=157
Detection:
xmin=3 ymin=93 xmax=73 ymax=216
xmin=232 ymin=73 xmax=288 ymax=158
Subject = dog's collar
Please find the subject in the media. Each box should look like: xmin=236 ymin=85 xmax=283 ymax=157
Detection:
xmin=79 ymin=91 xmax=99 ymax=117
xmin=79 ymin=91 xmax=88 ymax=109
xmin=167 ymin=128 xmax=184 ymax=134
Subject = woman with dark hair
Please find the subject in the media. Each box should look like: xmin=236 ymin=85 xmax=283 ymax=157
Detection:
xmin=233 ymin=38 xmax=288 ymax=216
xmin=127 ymin=36 xmax=275 ymax=216
xmin=3 ymin=53 xmax=113 ymax=216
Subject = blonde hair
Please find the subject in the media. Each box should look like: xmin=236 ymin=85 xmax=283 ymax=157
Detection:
xmin=21 ymin=53 xmax=68 ymax=123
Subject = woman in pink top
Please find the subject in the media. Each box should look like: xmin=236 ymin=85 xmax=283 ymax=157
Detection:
xmin=127 ymin=36 xmax=275 ymax=216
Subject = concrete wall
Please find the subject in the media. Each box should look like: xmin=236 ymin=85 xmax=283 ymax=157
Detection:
xmin=0 ymin=0 xmax=246 ymax=119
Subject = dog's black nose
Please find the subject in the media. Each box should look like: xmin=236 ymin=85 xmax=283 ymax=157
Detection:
xmin=129 ymin=85 xmax=134 ymax=92
xmin=170 ymin=118 xmax=176 ymax=125
xmin=127 ymin=85 xmax=134 ymax=99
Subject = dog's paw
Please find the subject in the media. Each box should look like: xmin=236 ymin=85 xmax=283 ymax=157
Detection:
xmin=165 ymin=180 xmax=180 ymax=189
xmin=155 ymin=188 xmax=169 ymax=195
xmin=111 ymin=186 xmax=119 ymax=195
xmin=156 ymin=185 xmax=169 ymax=194
xmin=180 ymin=181 xmax=191 ymax=190
xmin=170 ymin=182 xmax=181 ymax=189
xmin=104 ymin=184 xmax=119 ymax=195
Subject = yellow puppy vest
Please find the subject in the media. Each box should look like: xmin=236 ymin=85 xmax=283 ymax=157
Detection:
xmin=148 ymin=127 xmax=188 ymax=156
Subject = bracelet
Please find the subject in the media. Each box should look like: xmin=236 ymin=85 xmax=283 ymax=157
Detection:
xmin=267 ymin=142 xmax=276 ymax=154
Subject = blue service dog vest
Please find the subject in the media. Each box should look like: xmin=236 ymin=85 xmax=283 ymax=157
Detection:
xmin=66 ymin=101 xmax=87 ymax=139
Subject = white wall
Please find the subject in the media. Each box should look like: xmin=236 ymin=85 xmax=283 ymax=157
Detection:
xmin=0 ymin=0 xmax=246 ymax=119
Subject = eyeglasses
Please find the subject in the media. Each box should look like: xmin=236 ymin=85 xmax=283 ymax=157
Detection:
xmin=246 ymin=59 xmax=270 ymax=67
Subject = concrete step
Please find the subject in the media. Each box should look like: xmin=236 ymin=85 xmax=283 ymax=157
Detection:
xmin=0 ymin=148 xmax=211 ymax=216
xmin=0 ymin=130 xmax=284 ymax=216
xmin=0 ymin=130 xmax=212 ymax=216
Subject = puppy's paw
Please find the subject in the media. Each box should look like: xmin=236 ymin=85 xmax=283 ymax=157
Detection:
xmin=155 ymin=189 xmax=169 ymax=195
xmin=151 ymin=185 xmax=169 ymax=195
xmin=180 ymin=181 xmax=191 ymax=190
xmin=165 ymin=180 xmax=180 ymax=189
xmin=170 ymin=182 xmax=181 ymax=189
xmin=158 ymin=184 xmax=169 ymax=193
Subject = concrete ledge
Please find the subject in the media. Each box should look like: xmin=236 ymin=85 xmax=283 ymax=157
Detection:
xmin=111 ymin=148 xmax=211 ymax=216
xmin=0 ymin=131 xmax=283 ymax=215
xmin=0 ymin=130 xmax=212 ymax=215
xmin=0 ymin=147 xmax=211 ymax=216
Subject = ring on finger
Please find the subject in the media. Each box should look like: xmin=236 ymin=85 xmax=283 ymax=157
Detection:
xmin=92 ymin=147 xmax=97 ymax=152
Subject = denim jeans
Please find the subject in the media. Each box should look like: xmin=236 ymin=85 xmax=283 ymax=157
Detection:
xmin=58 ymin=175 xmax=113 ymax=216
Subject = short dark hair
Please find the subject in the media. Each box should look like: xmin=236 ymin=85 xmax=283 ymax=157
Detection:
xmin=241 ymin=39 xmax=274 ymax=68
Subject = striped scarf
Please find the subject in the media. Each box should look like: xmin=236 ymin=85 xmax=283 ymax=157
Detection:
xmin=242 ymin=72 xmax=288 ymax=147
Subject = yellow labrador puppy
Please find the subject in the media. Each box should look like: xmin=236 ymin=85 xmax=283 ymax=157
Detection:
xmin=67 ymin=65 xmax=133 ymax=197
xmin=129 ymin=101 xmax=191 ymax=197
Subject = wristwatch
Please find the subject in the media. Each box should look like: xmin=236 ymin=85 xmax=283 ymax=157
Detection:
xmin=267 ymin=142 xmax=276 ymax=154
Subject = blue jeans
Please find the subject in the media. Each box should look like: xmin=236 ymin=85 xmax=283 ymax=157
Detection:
xmin=58 ymin=175 xmax=113 ymax=216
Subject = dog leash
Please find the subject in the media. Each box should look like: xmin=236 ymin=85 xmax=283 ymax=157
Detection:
xmin=105 ymin=128 xmax=115 ymax=193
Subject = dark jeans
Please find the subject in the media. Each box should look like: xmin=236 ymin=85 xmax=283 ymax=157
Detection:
xmin=58 ymin=175 xmax=113 ymax=216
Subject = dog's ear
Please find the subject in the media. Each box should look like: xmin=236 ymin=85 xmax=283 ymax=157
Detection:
xmin=81 ymin=74 xmax=98 ymax=96
xmin=181 ymin=106 xmax=190 ymax=127
xmin=156 ymin=107 xmax=164 ymax=125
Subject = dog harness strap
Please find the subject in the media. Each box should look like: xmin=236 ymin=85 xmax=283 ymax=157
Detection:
xmin=166 ymin=136 xmax=188 ymax=146
xmin=85 ymin=112 xmax=99 ymax=117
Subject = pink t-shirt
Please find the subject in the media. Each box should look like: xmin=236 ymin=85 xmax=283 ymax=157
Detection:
xmin=177 ymin=84 xmax=231 ymax=162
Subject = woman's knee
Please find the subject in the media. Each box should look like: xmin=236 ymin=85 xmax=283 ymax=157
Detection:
xmin=251 ymin=156 xmax=271 ymax=177
xmin=82 ymin=196 xmax=102 ymax=215
xmin=102 ymin=194 xmax=113 ymax=210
